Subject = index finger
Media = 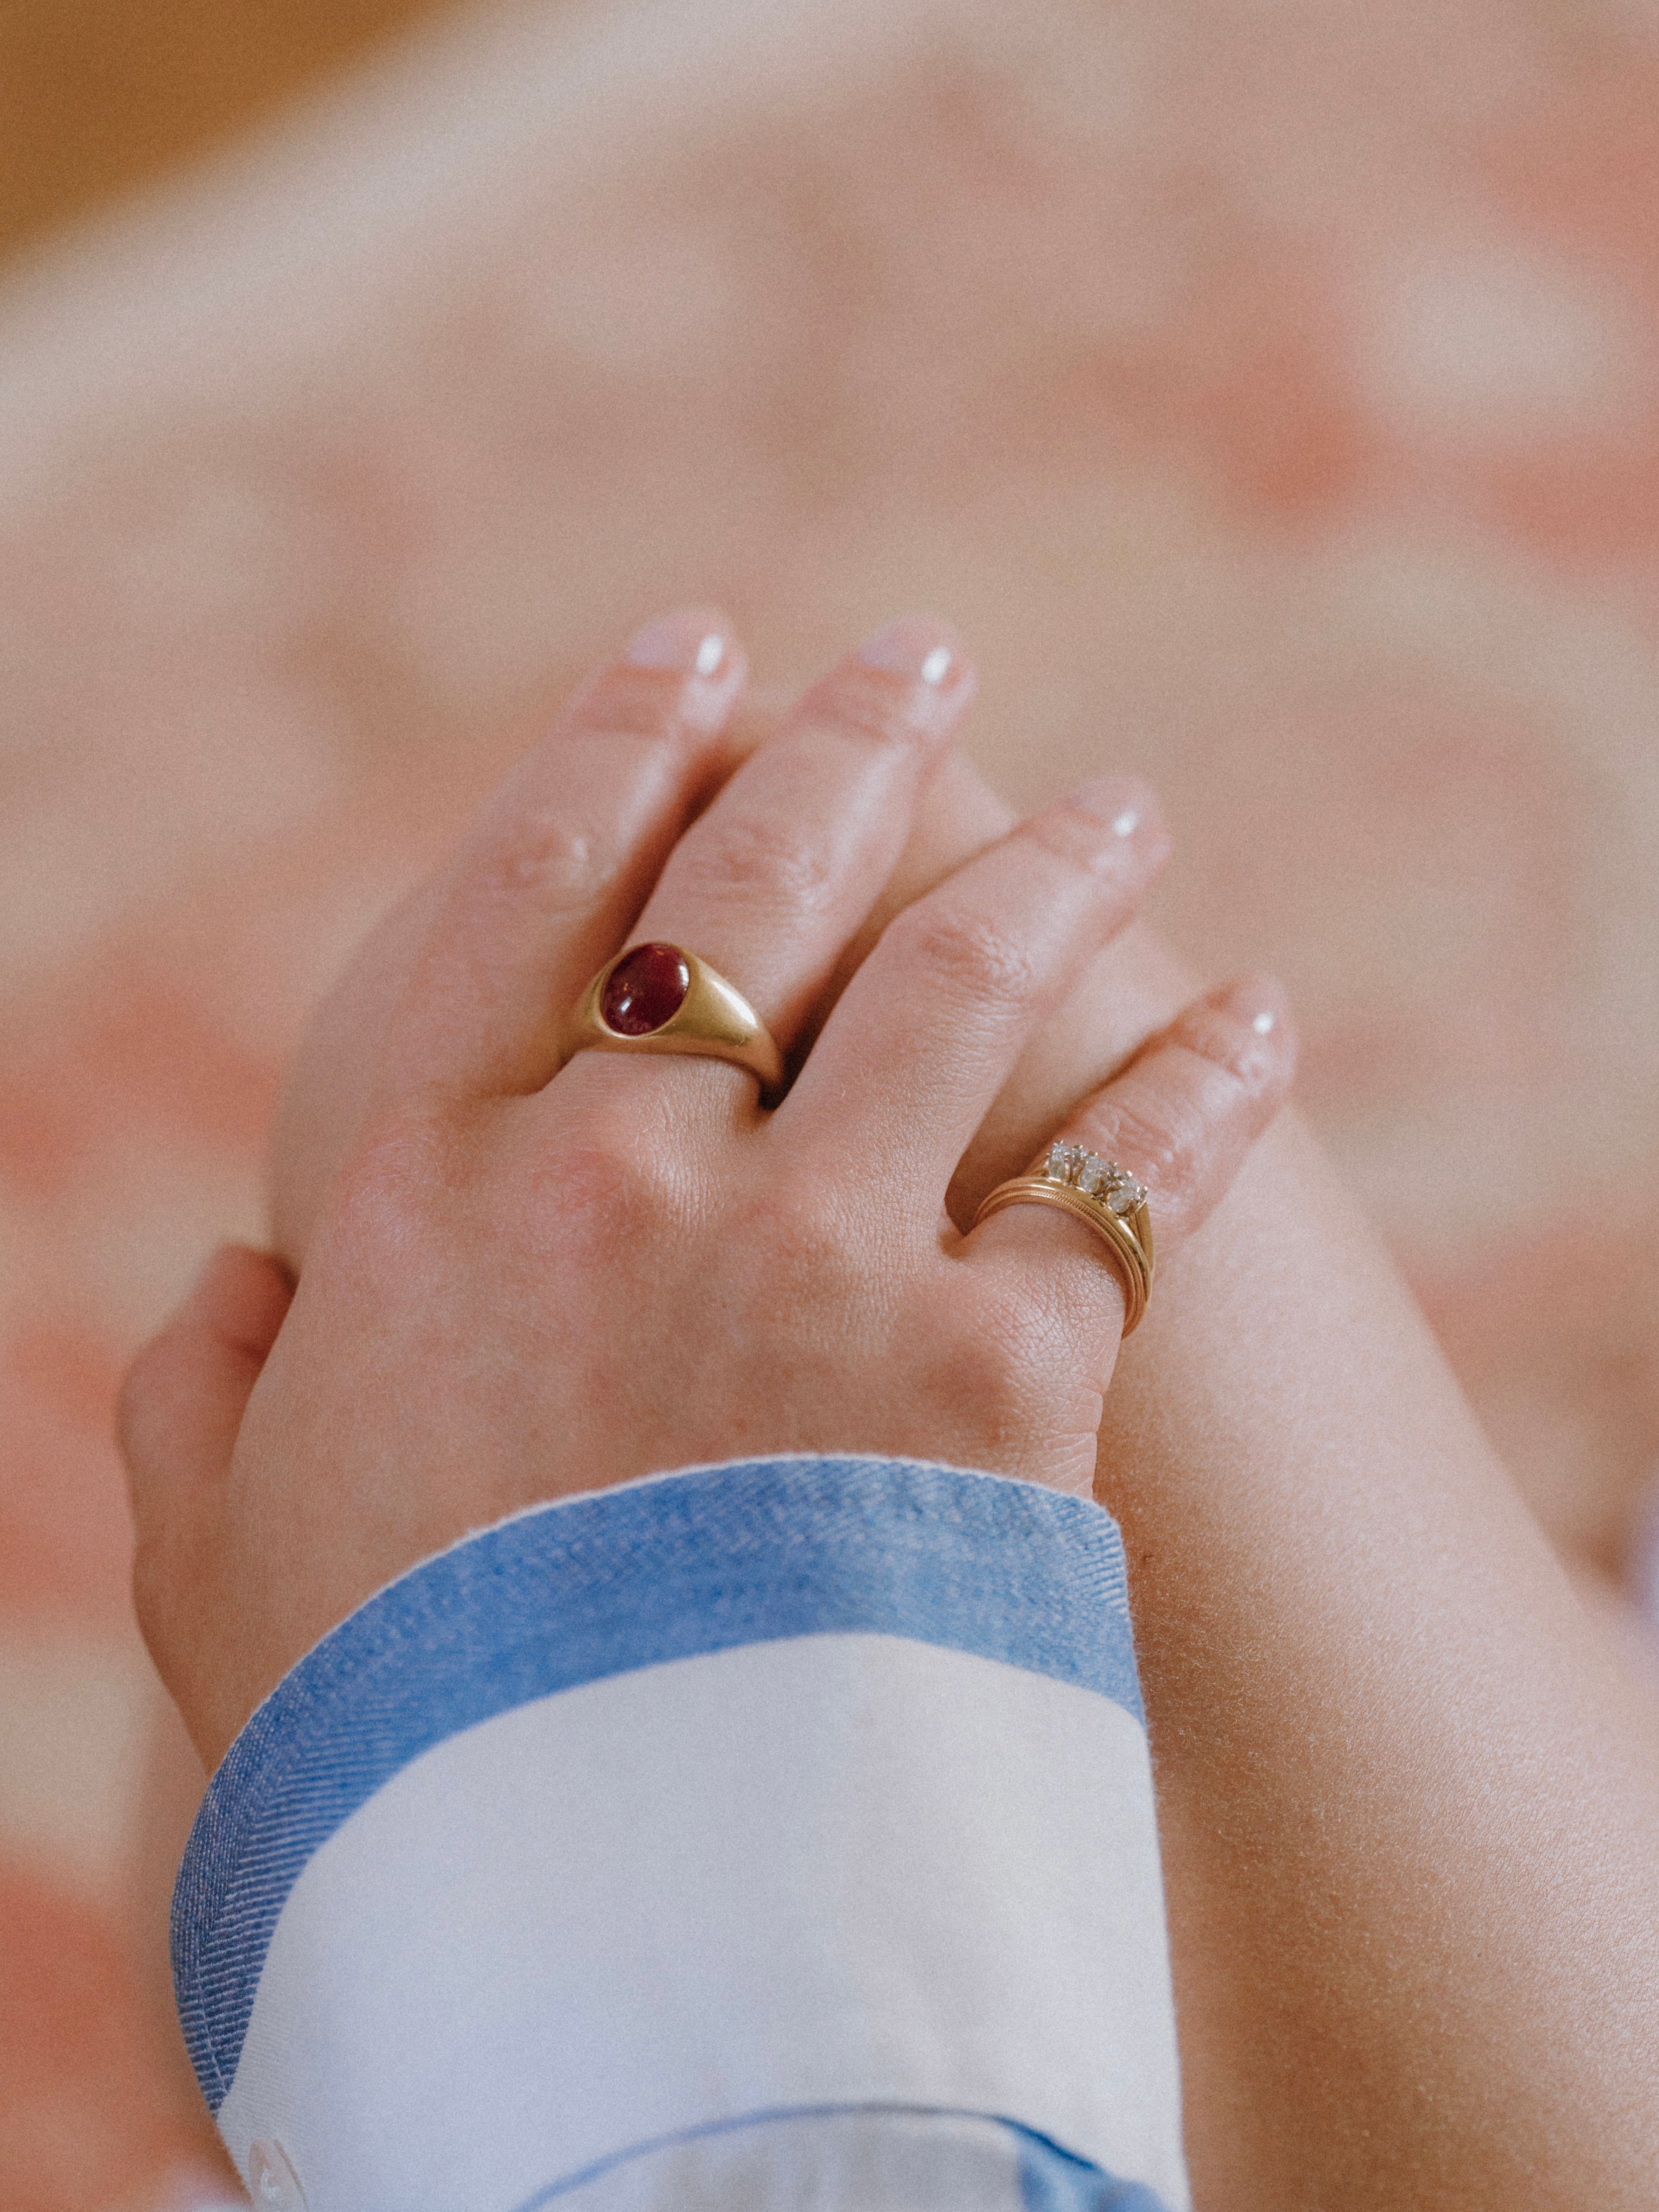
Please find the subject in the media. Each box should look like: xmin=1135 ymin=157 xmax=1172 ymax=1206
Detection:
xmin=271 ymin=610 xmax=745 ymax=1258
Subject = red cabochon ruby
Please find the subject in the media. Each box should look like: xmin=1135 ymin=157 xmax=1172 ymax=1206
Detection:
xmin=599 ymin=943 xmax=691 ymax=1035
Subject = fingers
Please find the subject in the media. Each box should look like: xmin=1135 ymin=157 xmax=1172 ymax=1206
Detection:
xmin=599 ymin=616 xmax=975 ymax=1071
xmin=780 ymin=747 xmax=1201 ymax=1224
xmin=786 ymin=773 xmax=1170 ymax=1179
xmin=798 ymin=747 xmax=1018 ymax=1064
xmin=388 ymin=608 xmax=747 ymax=1098
xmin=946 ymin=917 xmax=1197 ymax=1227
xmin=119 ymin=1247 xmax=293 ymax=1520
xmin=118 ymin=1245 xmax=291 ymax=1759
xmin=968 ymin=974 xmax=1298 ymax=1330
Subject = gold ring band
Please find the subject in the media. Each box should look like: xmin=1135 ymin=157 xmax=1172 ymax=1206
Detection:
xmin=562 ymin=942 xmax=784 ymax=1101
xmin=973 ymin=1143 xmax=1155 ymax=1333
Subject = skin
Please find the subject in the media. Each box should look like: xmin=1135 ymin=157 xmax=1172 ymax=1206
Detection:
xmin=901 ymin=771 xmax=1659 ymax=2209
xmin=899 ymin=774 xmax=1659 ymax=2210
xmin=120 ymin=609 xmax=1290 ymax=1766
xmin=120 ymin=612 xmax=1659 ymax=2208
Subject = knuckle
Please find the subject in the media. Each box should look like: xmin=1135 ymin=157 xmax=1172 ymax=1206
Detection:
xmin=895 ymin=903 xmax=1039 ymax=1012
xmin=1025 ymin=800 xmax=1123 ymax=878
xmin=576 ymin=668 xmax=695 ymax=741
xmin=1083 ymin=1092 xmax=1202 ymax=1210
xmin=1073 ymin=995 xmax=1293 ymax=1228
xmin=1168 ymin=999 xmax=1281 ymax=1089
xmin=325 ymin=1101 xmax=458 ymax=1263
xmin=550 ymin=1131 xmax=689 ymax=1242
xmin=673 ymin=810 xmax=836 ymax=916
xmin=479 ymin=807 xmax=623 ymax=919
xmin=974 ymin=1301 xmax=1052 ymax=1405
xmin=724 ymin=1185 xmax=866 ymax=1318
xmin=733 ymin=1181 xmax=837 ymax=1268
xmin=943 ymin=1291 xmax=1068 ymax=1435
xmin=517 ymin=1075 xmax=713 ymax=1249
xmin=799 ymin=672 xmax=921 ymax=754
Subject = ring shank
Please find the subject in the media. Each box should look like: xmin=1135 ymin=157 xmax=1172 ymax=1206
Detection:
xmin=973 ymin=1177 xmax=1153 ymax=1333
xmin=562 ymin=946 xmax=785 ymax=1102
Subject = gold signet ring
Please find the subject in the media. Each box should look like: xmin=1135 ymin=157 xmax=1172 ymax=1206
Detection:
xmin=973 ymin=1141 xmax=1155 ymax=1333
xmin=562 ymin=942 xmax=785 ymax=1102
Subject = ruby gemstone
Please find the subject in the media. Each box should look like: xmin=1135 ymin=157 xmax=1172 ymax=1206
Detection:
xmin=599 ymin=942 xmax=690 ymax=1035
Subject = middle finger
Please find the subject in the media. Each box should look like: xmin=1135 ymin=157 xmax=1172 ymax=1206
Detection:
xmin=570 ymin=616 xmax=975 ymax=1093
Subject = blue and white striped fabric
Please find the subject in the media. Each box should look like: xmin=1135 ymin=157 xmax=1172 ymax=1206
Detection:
xmin=173 ymin=1455 xmax=1189 ymax=2211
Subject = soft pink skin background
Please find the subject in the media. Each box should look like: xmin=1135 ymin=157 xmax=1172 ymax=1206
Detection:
xmin=4 ymin=0 xmax=1659 ymax=2200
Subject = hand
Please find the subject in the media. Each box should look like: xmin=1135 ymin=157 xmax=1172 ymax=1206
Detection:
xmin=120 ymin=609 xmax=1294 ymax=1769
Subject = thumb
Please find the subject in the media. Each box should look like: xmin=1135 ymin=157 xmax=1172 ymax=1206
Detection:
xmin=119 ymin=1244 xmax=293 ymax=1532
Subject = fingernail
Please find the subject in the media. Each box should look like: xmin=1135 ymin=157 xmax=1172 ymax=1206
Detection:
xmin=626 ymin=610 xmax=732 ymax=677
xmin=1068 ymin=774 xmax=1165 ymax=845
xmin=1219 ymin=972 xmax=1291 ymax=1038
xmin=857 ymin=615 xmax=962 ymax=685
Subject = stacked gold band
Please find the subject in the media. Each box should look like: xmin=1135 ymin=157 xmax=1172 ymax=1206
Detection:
xmin=973 ymin=1143 xmax=1155 ymax=1333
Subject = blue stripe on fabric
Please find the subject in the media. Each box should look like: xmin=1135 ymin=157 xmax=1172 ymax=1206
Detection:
xmin=173 ymin=1453 xmax=1143 ymax=2113
xmin=496 ymin=2103 xmax=1172 ymax=2210
xmin=1017 ymin=2126 xmax=1174 ymax=2211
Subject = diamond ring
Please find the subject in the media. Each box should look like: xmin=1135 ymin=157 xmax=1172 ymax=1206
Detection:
xmin=972 ymin=1139 xmax=1155 ymax=1333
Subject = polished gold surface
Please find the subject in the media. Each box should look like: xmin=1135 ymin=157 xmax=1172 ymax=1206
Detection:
xmin=974 ymin=1170 xmax=1154 ymax=1335
xmin=562 ymin=945 xmax=785 ymax=1102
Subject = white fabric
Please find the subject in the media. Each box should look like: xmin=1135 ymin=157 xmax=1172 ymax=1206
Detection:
xmin=218 ymin=1632 xmax=1185 ymax=2212
xmin=551 ymin=2107 xmax=1032 ymax=2209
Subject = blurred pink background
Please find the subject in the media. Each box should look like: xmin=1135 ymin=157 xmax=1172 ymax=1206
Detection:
xmin=5 ymin=0 xmax=1659 ymax=2201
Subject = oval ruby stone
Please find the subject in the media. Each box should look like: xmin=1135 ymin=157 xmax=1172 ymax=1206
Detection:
xmin=599 ymin=942 xmax=690 ymax=1035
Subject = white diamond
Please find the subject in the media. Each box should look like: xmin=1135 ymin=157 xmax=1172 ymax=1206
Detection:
xmin=1078 ymin=1154 xmax=1108 ymax=1195
xmin=1108 ymin=1179 xmax=1144 ymax=1215
xmin=1046 ymin=1142 xmax=1083 ymax=1183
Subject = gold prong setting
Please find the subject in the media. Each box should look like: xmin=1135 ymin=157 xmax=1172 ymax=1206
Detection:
xmin=1043 ymin=1142 xmax=1147 ymax=1218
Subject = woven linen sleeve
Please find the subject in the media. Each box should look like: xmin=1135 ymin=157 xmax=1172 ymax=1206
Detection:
xmin=172 ymin=1454 xmax=1188 ymax=2212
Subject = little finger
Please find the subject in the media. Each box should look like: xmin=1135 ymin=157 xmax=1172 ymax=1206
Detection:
xmin=967 ymin=973 xmax=1297 ymax=1336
